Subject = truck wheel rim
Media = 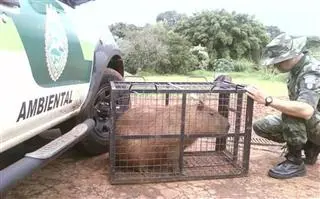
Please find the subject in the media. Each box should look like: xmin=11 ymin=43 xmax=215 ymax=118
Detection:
xmin=93 ymin=85 xmax=112 ymax=139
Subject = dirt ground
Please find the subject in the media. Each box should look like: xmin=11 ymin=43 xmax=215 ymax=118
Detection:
xmin=2 ymin=98 xmax=320 ymax=199
xmin=3 ymin=145 xmax=320 ymax=199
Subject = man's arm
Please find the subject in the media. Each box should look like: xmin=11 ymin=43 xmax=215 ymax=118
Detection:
xmin=268 ymin=98 xmax=314 ymax=120
xmin=245 ymin=72 xmax=320 ymax=121
xmin=245 ymin=87 xmax=315 ymax=120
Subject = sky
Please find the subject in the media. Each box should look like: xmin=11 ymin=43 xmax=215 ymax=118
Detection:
xmin=75 ymin=0 xmax=320 ymax=37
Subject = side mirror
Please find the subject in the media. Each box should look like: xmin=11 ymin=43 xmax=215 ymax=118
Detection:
xmin=61 ymin=0 xmax=95 ymax=8
xmin=0 ymin=0 xmax=20 ymax=7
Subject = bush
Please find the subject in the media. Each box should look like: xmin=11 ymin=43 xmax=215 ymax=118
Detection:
xmin=208 ymin=58 xmax=257 ymax=72
xmin=117 ymin=26 xmax=169 ymax=74
xmin=174 ymin=10 xmax=270 ymax=62
xmin=118 ymin=24 xmax=199 ymax=75
xmin=211 ymin=58 xmax=234 ymax=72
xmin=190 ymin=45 xmax=210 ymax=70
xmin=233 ymin=59 xmax=256 ymax=72
xmin=153 ymin=31 xmax=198 ymax=74
xmin=260 ymin=67 xmax=288 ymax=82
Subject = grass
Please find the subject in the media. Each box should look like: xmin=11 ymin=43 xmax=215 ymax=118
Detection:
xmin=125 ymin=70 xmax=288 ymax=97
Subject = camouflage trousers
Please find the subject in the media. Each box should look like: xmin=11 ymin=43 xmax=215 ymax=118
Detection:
xmin=253 ymin=112 xmax=320 ymax=146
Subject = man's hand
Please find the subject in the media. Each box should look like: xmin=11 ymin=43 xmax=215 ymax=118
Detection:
xmin=245 ymin=85 xmax=314 ymax=120
xmin=245 ymin=85 xmax=269 ymax=104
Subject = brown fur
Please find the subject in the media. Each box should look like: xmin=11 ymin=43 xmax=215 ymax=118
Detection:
xmin=114 ymin=101 xmax=230 ymax=171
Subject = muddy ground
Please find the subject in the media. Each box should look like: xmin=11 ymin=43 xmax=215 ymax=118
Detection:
xmin=1 ymin=98 xmax=320 ymax=199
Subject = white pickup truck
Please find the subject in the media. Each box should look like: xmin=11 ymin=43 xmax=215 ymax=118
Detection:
xmin=0 ymin=0 xmax=127 ymax=193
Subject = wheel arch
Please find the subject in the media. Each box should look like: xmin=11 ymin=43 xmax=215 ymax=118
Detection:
xmin=79 ymin=44 xmax=124 ymax=114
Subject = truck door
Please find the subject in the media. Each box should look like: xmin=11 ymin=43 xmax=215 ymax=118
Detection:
xmin=13 ymin=0 xmax=92 ymax=87
xmin=0 ymin=0 xmax=93 ymax=153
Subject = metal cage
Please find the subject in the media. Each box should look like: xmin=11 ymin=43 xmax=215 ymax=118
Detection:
xmin=109 ymin=81 xmax=254 ymax=184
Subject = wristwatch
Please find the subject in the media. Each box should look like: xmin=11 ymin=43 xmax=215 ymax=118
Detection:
xmin=265 ymin=96 xmax=273 ymax=106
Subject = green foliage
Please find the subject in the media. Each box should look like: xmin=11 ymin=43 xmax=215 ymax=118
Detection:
xmin=211 ymin=58 xmax=234 ymax=72
xmin=233 ymin=59 xmax=256 ymax=72
xmin=156 ymin=31 xmax=198 ymax=74
xmin=111 ymin=10 xmax=316 ymax=76
xmin=109 ymin=22 xmax=142 ymax=39
xmin=187 ymin=69 xmax=214 ymax=77
xmin=156 ymin=11 xmax=187 ymax=28
xmin=117 ymin=25 xmax=169 ymax=74
xmin=190 ymin=45 xmax=210 ymax=70
xmin=266 ymin=25 xmax=283 ymax=39
xmin=174 ymin=9 xmax=270 ymax=63
xmin=208 ymin=58 xmax=256 ymax=72
xmin=135 ymin=70 xmax=159 ymax=77
xmin=117 ymin=24 xmax=198 ymax=74
xmin=259 ymin=67 xmax=288 ymax=82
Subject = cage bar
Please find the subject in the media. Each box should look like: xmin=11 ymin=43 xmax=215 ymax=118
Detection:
xmin=109 ymin=81 xmax=254 ymax=184
xmin=216 ymin=91 xmax=230 ymax=151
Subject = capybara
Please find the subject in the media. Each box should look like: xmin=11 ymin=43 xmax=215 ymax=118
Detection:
xmin=114 ymin=101 xmax=230 ymax=172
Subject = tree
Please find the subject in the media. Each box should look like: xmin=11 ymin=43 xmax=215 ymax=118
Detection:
xmin=266 ymin=25 xmax=283 ymax=39
xmin=117 ymin=24 xmax=198 ymax=74
xmin=116 ymin=25 xmax=169 ymax=74
xmin=174 ymin=9 xmax=270 ymax=63
xmin=190 ymin=45 xmax=210 ymax=70
xmin=161 ymin=31 xmax=198 ymax=74
xmin=156 ymin=10 xmax=187 ymax=28
xmin=109 ymin=22 xmax=141 ymax=39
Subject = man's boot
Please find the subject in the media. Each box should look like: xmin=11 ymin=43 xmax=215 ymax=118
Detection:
xmin=268 ymin=144 xmax=306 ymax=179
xmin=303 ymin=140 xmax=320 ymax=165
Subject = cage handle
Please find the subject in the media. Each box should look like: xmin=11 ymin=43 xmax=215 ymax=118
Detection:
xmin=128 ymin=82 xmax=158 ymax=92
xmin=210 ymin=80 xmax=246 ymax=91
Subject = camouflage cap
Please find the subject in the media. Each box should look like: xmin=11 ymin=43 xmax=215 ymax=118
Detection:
xmin=261 ymin=33 xmax=307 ymax=66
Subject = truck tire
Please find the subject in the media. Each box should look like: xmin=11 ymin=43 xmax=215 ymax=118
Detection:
xmin=61 ymin=68 xmax=129 ymax=156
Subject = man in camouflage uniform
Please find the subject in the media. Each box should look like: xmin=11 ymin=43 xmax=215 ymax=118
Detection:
xmin=245 ymin=33 xmax=320 ymax=179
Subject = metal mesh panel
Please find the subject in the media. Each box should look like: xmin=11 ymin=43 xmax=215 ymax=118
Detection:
xmin=109 ymin=81 xmax=254 ymax=184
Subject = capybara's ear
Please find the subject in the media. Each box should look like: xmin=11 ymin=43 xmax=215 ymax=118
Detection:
xmin=197 ymin=100 xmax=204 ymax=111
